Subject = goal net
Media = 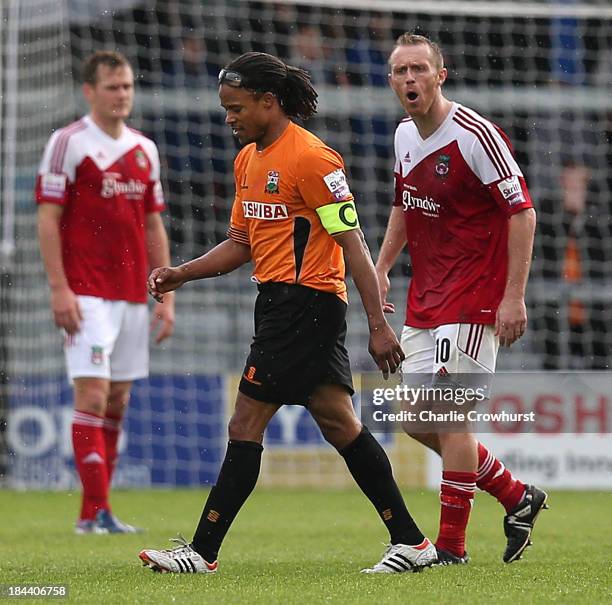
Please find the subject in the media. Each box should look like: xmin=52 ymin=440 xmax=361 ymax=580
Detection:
xmin=2 ymin=0 xmax=611 ymax=488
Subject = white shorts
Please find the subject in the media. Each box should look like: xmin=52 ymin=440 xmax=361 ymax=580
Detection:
xmin=64 ymin=296 xmax=149 ymax=382
xmin=401 ymin=323 xmax=499 ymax=389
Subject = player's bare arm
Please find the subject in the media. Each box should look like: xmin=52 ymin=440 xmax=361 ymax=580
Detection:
xmin=37 ymin=202 xmax=83 ymax=334
xmin=333 ymin=228 xmax=405 ymax=378
xmin=496 ymin=208 xmax=536 ymax=347
xmin=146 ymin=212 xmax=175 ymax=343
xmin=148 ymin=239 xmax=252 ymax=302
xmin=375 ymin=205 xmax=408 ymax=314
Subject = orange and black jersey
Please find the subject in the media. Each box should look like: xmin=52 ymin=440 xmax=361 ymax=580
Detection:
xmin=228 ymin=121 xmax=355 ymax=302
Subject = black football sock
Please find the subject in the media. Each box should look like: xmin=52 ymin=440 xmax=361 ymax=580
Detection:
xmin=191 ymin=440 xmax=263 ymax=562
xmin=340 ymin=426 xmax=425 ymax=546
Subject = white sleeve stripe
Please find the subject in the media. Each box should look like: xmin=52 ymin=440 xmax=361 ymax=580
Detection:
xmin=453 ymin=115 xmax=507 ymax=179
xmin=49 ymin=120 xmax=86 ymax=174
xmin=455 ymin=109 xmax=513 ymax=179
xmin=455 ymin=109 xmax=511 ymax=177
xmin=49 ymin=121 xmax=83 ymax=172
xmin=457 ymin=107 xmax=513 ymax=161
xmin=457 ymin=107 xmax=515 ymax=176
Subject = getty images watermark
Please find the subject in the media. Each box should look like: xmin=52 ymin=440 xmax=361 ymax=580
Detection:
xmin=359 ymin=372 xmax=612 ymax=434
xmin=370 ymin=383 xmax=534 ymax=425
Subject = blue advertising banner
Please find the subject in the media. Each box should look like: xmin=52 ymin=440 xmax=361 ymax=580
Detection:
xmin=7 ymin=375 xmax=226 ymax=488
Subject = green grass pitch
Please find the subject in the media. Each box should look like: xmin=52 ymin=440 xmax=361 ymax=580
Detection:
xmin=1 ymin=488 xmax=611 ymax=604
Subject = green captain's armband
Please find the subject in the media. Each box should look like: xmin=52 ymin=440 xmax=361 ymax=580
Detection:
xmin=316 ymin=200 xmax=360 ymax=235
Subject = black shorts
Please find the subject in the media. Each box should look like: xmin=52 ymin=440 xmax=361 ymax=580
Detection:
xmin=238 ymin=282 xmax=354 ymax=406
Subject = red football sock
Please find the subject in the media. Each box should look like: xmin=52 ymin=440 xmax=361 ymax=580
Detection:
xmin=103 ymin=412 xmax=122 ymax=485
xmin=72 ymin=411 xmax=110 ymax=520
xmin=476 ymin=442 xmax=525 ymax=512
xmin=435 ymin=471 xmax=476 ymax=558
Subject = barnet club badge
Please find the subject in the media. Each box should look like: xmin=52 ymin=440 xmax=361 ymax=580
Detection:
xmin=265 ymin=171 xmax=280 ymax=194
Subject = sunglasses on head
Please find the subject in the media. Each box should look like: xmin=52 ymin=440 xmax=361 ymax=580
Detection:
xmin=218 ymin=69 xmax=243 ymax=87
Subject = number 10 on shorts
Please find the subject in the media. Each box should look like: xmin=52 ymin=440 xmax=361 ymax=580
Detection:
xmin=435 ymin=337 xmax=451 ymax=364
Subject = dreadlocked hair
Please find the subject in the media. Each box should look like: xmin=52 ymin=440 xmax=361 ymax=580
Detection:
xmin=226 ymin=52 xmax=318 ymax=121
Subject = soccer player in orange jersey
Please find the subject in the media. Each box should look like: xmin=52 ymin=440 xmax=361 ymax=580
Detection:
xmin=138 ymin=52 xmax=437 ymax=575
xmin=376 ymin=34 xmax=547 ymax=565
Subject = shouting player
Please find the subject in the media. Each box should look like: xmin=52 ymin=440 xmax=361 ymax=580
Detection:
xmin=376 ymin=34 xmax=547 ymax=564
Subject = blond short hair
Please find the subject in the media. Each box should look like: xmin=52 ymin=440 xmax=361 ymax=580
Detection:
xmin=390 ymin=33 xmax=444 ymax=70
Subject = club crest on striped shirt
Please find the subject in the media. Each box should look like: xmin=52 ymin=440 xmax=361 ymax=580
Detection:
xmin=135 ymin=149 xmax=148 ymax=170
xmin=435 ymin=154 xmax=450 ymax=178
xmin=265 ymin=170 xmax=280 ymax=194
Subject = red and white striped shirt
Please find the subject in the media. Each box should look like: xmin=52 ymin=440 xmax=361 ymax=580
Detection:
xmin=393 ymin=102 xmax=533 ymax=328
xmin=35 ymin=115 xmax=166 ymax=303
